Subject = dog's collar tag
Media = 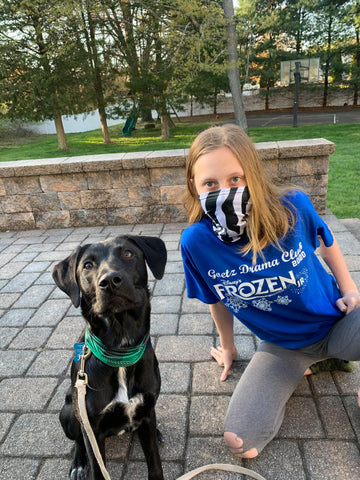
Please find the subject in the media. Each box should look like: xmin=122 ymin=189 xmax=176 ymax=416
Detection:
xmin=74 ymin=342 xmax=86 ymax=362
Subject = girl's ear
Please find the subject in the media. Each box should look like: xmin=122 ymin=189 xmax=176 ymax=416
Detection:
xmin=189 ymin=177 xmax=198 ymax=195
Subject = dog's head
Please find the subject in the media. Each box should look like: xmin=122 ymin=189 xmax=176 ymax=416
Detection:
xmin=52 ymin=235 xmax=167 ymax=315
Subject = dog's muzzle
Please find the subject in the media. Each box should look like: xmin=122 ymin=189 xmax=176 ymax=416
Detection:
xmin=92 ymin=272 xmax=141 ymax=315
xmin=98 ymin=272 xmax=123 ymax=292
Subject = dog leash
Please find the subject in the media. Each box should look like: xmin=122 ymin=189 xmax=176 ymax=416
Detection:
xmin=176 ymin=464 xmax=266 ymax=479
xmin=75 ymin=347 xmax=266 ymax=480
xmin=75 ymin=346 xmax=111 ymax=480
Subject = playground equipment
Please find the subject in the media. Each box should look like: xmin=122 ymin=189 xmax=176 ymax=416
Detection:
xmin=122 ymin=117 xmax=137 ymax=137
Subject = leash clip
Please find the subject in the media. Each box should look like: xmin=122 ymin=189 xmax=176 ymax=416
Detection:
xmin=77 ymin=344 xmax=91 ymax=385
xmin=77 ymin=371 xmax=89 ymax=385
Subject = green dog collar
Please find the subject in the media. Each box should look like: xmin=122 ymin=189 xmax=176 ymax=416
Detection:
xmin=85 ymin=328 xmax=149 ymax=368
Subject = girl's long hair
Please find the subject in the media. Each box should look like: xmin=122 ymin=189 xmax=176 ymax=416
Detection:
xmin=183 ymin=124 xmax=295 ymax=262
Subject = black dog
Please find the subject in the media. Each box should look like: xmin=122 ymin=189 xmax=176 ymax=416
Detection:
xmin=52 ymin=235 xmax=167 ymax=480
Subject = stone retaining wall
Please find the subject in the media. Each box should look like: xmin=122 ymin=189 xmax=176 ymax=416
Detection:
xmin=0 ymin=138 xmax=335 ymax=231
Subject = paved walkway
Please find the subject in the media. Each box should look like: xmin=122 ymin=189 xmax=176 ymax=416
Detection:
xmin=246 ymin=108 xmax=360 ymax=128
xmin=0 ymin=214 xmax=359 ymax=480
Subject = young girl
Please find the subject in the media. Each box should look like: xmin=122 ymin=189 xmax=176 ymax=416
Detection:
xmin=180 ymin=124 xmax=360 ymax=459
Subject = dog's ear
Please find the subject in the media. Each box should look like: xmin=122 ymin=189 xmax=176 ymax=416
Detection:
xmin=52 ymin=246 xmax=84 ymax=307
xmin=128 ymin=236 xmax=167 ymax=280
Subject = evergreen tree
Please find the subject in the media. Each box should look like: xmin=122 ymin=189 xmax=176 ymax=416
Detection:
xmin=166 ymin=0 xmax=230 ymax=117
xmin=75 ymin=0 xmax=116 ymax=143
xmin=306 ymin=0 xmax=351 ymax=106
xmin=0 ymin=0 xmax=91 ymax=150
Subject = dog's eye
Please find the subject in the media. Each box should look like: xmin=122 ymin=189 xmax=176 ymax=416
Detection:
xmin=123 ymin=250 xmax=133 ymax=258
xmin=83 ymin=261 xmax=94 ymax=270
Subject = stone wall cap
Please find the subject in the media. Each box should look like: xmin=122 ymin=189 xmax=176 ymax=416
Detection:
xmin=278 ymin=138 xmax=335 ymax=157
xmin=59 ymin=156 xmax=86 ymax=173
xmin=13 ymin=157 xmax=65 ymax=176
xmin=0 ymin=164 xmax=15 ymax=177
xmin=0 ymin=140 xmax=334 ymax=177
xmin=83 ymin=154 xmax=125 ymax=172
xmin=255 ymin=142 xmax=279 ymax=160
xmin=0 ymin=158 xmax=66 ymax=177
xmin=63 ymin=153 xmax=126 ymax=163
xmin=147 ymin=148 xmax=186 ymax=157
xmin=145 ymin=149 xmax=186 ymax=168
xmin=0 ymin=157 xmax=68 ymax=167
xmin=60 ymin=153 xmax=126 ymax=173
xmin=121 ymin=151 xmax=151 ymax=169
xmin=122 ymin=151 xmax=152 ymax=160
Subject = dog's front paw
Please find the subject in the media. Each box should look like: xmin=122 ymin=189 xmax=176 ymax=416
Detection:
xmin=69 ymin=464 xmax=88 ymax=480
xmin=156 ymin=428 xmax=164 ymax=445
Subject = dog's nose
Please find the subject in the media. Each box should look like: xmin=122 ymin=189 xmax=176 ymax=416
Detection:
xmin=99 ymin=273 xmax=122 ymax=290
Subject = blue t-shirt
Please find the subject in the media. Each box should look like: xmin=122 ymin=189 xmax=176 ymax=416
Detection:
xmin=181 ymin=190 xmax=343 ymax=349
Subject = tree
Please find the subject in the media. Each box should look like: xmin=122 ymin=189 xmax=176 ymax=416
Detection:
xmin=101 ymin=0 xmax=164 ymax=123
xmin=165 ymin=0 xmax=230 ymax=117
xmin=235 ymin=2 xmax=256 ymax=86
xmin=194 ymin=69 xmax=229 ymax=114
xmin=222 ymin=0 xmax=248 ymax=131
xmin=241 ymin=0 xmax=284 ymax=110
xmin=343 ymin=0 xmax=360 ymax=104
xmin=76 ymin=0 xmax=114 ymax=143
xmin=308 ymin=0 xmax=351 ymax=106
xmin=103 ymin=0 xmax=230 ymax=138
xmin=0 ymin=0 xmax=91 ymax=150
xmin=280 ymin=0 xmax=317 ymax=55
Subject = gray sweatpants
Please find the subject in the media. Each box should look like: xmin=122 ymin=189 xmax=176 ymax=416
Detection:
xmin=223 ymin=308 xmax=360 ymax=454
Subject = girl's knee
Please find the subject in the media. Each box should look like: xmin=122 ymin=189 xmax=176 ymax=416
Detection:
xmin=224 ymin=431 xmax=259 ymax=459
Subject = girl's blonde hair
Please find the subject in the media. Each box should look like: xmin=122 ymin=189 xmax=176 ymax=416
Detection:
xmin=183 ymin=124 xmax=295 ymax=262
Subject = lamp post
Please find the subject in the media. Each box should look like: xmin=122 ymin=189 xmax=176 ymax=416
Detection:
xmin=293 ymin=61 xmax=301 ymax=128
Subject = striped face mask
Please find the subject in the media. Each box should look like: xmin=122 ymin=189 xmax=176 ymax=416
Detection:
xmin=199 ymin=186 xmax=251 ymax=243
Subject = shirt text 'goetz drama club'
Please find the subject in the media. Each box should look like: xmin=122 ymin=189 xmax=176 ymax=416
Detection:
xmin=180 ymin=190 xmax=343 ymax=349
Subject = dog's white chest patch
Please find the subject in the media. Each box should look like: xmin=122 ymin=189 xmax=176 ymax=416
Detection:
xmin=115 ymin=368 xmax=129 ymax=404
xmin=102 ymin=368 xmax=144 ymax=422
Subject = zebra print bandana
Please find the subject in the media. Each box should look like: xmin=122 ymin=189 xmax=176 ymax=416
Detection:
xmin=199 ymin=186 xmax=251 ymax=243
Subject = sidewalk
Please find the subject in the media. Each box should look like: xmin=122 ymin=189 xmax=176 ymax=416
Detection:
xmin=0 ymin=213 xmax=359 ymax=480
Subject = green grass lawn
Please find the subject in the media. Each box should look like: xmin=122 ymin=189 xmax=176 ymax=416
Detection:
xmin=0 ymin=121 xmax=212 ymax=160
xmin=250 ymin=123 xmax=360 ymax=219
xmin=0 ymin=119 xmax=359 ymax=218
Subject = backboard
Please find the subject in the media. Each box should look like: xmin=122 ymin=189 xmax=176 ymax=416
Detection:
xmin=280 ymin=58 xmax=320 ymax=85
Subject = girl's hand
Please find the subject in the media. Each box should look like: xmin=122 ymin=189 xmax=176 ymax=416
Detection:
xmin=336 ymin=290 xmax=360 ymax=314
xmin=211 ymin=345 xmax=238 ymax=382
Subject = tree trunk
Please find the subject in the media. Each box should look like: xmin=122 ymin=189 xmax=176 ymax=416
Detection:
xmin=222 ymin=0 xmax=248 ymax=132
xmin=161 ymin=114 xmax=170 ymax=139
xmin=141 ymin=106 xmax=153 ymax=122
xmin=93 ymin=72 xmax=111 ymax=145
xmin=98 ymin=106 xmax=111 ymax=144
xmin=354 ymin=27 xmax=360 ymax=106
xmin=322 ymin=16 xmax=333 ymax=108
xmin=322 ymin=61 xmax=329 ymax=107
xmin=84 ymin=6 xmax=111 ymax=144
xmin=54 ymin=114 xmax=69 ymax=151
xmin=213 ymin=88 xmax=218 ymax=115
